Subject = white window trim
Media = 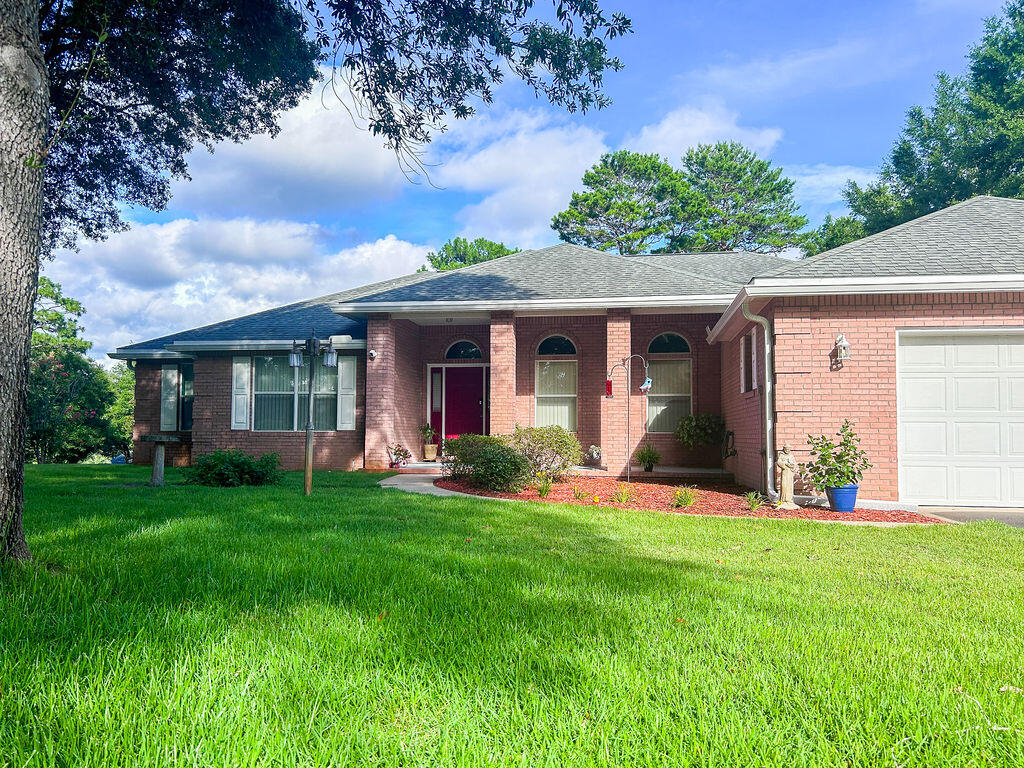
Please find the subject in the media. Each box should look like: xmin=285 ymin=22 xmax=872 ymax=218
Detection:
xmin=534 ymin=359 xmax=578 ymax=432
xmin=740 ymin=331 xmax=758 ymax=393
xmin=160 ymin=362 xmax=194 ymax=432
xmin=251 ymin=354 xmax=355 ymax=432
xmin=646 ymin=358 xmax=693 ymax=433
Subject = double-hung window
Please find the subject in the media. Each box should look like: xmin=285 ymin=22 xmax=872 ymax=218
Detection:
xmin=535 ymin=335 xmax=578 ymax=432
xmin=249 ymin=354 xmax=355 ymax=431
xmin=160 ymin=362 xmax=194 ymax=432
xmin=646 ymin=333 xmax=692 ymax=433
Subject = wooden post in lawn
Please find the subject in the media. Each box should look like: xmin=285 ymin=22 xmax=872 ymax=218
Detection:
xmin=304 ymin=360 xmax=315 ymax=496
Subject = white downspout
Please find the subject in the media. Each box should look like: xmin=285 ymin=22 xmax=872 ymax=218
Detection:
xmin=740 ymin=300 xmax=777 ymax=500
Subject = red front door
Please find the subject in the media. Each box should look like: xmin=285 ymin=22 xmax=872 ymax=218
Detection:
xmin=442 ymin=366 xmax=486 ymax=439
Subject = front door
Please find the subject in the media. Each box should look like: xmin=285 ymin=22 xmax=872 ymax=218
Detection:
xmin=430 ymin=366 xmax=487 ymax=440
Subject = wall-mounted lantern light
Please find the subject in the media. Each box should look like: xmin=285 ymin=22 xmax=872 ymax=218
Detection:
xmin=834 ymin=333 xmax=851 ymax=362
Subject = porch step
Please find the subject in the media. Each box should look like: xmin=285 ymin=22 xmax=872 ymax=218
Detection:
xmin=393 ymin=462 xmax=443 ymax=475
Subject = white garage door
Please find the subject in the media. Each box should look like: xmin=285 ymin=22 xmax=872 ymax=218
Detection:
xmin=899 ymin=332 xmax=1024 ymax=506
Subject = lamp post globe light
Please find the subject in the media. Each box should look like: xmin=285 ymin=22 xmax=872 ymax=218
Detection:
xmin=289 ymin=328 xmax=338 ymax=495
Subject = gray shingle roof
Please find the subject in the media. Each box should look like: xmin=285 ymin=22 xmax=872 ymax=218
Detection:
xmin=333 ymin=244 xmax=742 ymax=305
xmin=764 ymin=196 xmax=1024 ymax=280
xmin=629 ymin=251 xmax=794 ymax=283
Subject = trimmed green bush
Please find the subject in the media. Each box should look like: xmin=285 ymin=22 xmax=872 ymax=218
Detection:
xmin=674 ymin=413 xmax=726 ymax=449
xmin=504 ymin=425 xmax=583 ymax=480
xmin=470 ymin=443 xmax=532 ymax=492
xmin=184 ymin=450 xmax=283 ymax=487
xmin=441 ymin=434 xmax=503 ymax=478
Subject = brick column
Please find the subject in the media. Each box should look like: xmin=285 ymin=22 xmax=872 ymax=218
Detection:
xmin=601 ymin=309 xmax=631 ymax=476
xmin=364 ymin=314 xmax=396 ymax=469
xmin=489 ymin=311 xmax=517 ymax=434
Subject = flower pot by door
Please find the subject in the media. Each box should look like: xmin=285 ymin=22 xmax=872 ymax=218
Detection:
xmin=825 ymin=483 xmax=859 ymax=513
xmin=423 ymin=443 xmax=438 ymax=461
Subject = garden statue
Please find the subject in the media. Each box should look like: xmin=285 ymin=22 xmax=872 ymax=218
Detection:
xmin=776 ymin=444 xmax=800 ymax=510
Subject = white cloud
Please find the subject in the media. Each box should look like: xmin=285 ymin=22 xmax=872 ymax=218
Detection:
xmin=46 ymin=219 xmax=429 ymax=363
xmin=624 ymin=101 xmax=783 ymax=158
xmin=431 ymin=109 xmax=608 ymax=248
xmin=170 ymin=83 xmax=408 ymax=218
xmin=786 ymin=163 xmax=878 ymax=221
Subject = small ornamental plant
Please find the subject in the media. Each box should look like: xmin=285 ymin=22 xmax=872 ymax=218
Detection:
xmin=418 ymin=423 xmax=437 ymax=442
xmin=572 ymin=485 xmax=586 ymax=501
xmin=533 ymin=472 xmax=554 ymax=498
xmin=671 ymin=486 xmax=699 ymax=509
xmin=674 ymin=413 xmax=726 ymax=449
xmin=634 ymin=443 xmax=661 ymax=472
xmin=388 ymin=443 xmax=412 ymax=467
xmin=611 ymin=483 xmax=636 ymax=504
xmin=803 ymin=420 xmax=872 ymax=492
xmin=744 ymin=491 xmax=766 ymax=512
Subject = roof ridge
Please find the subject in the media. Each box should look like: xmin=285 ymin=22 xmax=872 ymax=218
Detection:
xmin=584 ymin=245 xmax=744 ymax=289
xmin=764 ymin=195 xmax=1001 ymax=279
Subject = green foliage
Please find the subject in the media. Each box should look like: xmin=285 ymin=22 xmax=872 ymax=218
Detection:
xmin=675 ymin=142 xmax=808 ymax=253
xmin=505 ymin=425 xmax=583 ymax=480
xmin=9 ymin=464 xmax=1024 ymax=766
xmin=441 ymin=434 xmax=504 ymax=478
xmin=184 ymin=450 xmax=283 ymax=487
xmin=671 ymin=486 xmax=699 ymax=509
xmin=571 ymin=485 xmax=587 ymax=501
xmin=844 ymin=2 xmax=1024 ymax=232
xmin=551 ymin=151 xmax=699 ymax=254
xmin=105 ymin=363 xmax=135 ymax=455
xmin=633 ymin=443 xmax=661 ymax=470
xmin=802 ymin=214 xmax=866 ymax=257
xmin=33 ymin=277 xmax=89 ymax=353
xmin=424 ymin=237 xmax=517 ymax=271
xmin=470 ymin=444 xmax=532 ymax=493
xmin=611 ymin=483 xmax=636 ymax=504
xmin=674 ymin=413 xmax=726 ymax=450
xmin=418 ymin=423 xmax=437 ymax=442
xmin=533 ymin=473 xmax=554 ymax=498
xmin=804 ymin=420 xmax=873 ymax=491
xmin=744 ymin=491 xmax=766 ymax=512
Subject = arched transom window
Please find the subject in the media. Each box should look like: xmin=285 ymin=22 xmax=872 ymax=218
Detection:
xmin=646 ymin=333 xmax=692 ymax=433
xmin=535 ymin=335 xmax=577 ymax=431
xmin=445 ymin=340 xmax=482 ymax=359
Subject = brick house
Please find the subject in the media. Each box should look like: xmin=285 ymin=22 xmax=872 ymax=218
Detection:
xmin=113 ymin=196 xmax=1024 ymax=508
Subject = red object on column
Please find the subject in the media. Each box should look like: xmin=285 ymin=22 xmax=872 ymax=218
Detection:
xmin=605 ymin=379 xmax=613 ymax=397
xmin=601 ymin=309 xmax=631 ymax=477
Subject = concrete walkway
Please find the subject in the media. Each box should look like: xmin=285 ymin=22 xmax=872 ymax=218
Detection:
xmin=924 ymin=507 xmax=1024 ymax=528
xmin=379 ymin=473 xmax=477 ymax=498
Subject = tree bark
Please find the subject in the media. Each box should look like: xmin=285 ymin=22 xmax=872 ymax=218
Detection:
xmin=0 ymin=0 xmax=47 ymax=563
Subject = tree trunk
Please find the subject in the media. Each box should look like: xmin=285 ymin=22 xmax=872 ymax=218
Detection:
xmin=0 ymin=0 xmax=47 ymax=563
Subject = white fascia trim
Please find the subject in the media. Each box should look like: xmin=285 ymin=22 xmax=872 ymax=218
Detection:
xmin=167 ymin=338 xmax=367 ymax=352
xmin=747 ymin=273 xmax=1024 ymax=295
xmin=108 ymin=349 xmax=189 ymax=360
xmin=708 ymin=274 xmax=1024 ymax=344
xmin=330 ymin=294 xmax=738 ymax=314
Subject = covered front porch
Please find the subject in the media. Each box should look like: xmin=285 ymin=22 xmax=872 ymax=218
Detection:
xmin=362 ymin=309 xmax=726 ymax=476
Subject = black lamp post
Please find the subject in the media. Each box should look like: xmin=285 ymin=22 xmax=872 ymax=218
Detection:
xmin=289 ymin=328 xmax=338 ymax=495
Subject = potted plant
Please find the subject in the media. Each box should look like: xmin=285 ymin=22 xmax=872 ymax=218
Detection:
xmin=634 ymin=443 xmax=661 ymax=472
xmin=803 ymin=420 xmax=872 ymax=513
xmin=387 ymin=443 xmax=412 ymax=468
xmin=419 ymin=423 xmax=438 ymax=461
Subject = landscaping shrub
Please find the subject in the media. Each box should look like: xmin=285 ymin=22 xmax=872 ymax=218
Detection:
xmin=744 ymin=491 xmax=766 ymax=512
xmin=612 ymin=483 xmax=636 ymax=504
xmin=185 ymin=450 xmax=283 ymax=487
xmin=674 ymin=413 xmax=726 ymax=449
xmin=504 ymin=425 xmax=583 ymax=479
xmin=671 ymin=486 xmax=699 ymax=508
xmin=441 ymin=434 xmax=503 ymax=477
xmin=532 ymin=472 xmax=554 ymax=498
xmin=804 ymin=420 xmax=872 ymax=492
xmin=469 ymin=443 xmax=532 ymax=492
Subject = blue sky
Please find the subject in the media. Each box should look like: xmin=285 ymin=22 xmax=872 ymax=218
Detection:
xmin=48 ymin=0 xmax=1006 ymax=360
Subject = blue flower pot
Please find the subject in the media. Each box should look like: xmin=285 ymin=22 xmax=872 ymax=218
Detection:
xmin=825 ymin=484 xmax=859 ymax=513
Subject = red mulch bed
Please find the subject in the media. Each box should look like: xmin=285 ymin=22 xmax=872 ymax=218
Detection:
xmin=434 ymin=476 xmax=944 ymax=524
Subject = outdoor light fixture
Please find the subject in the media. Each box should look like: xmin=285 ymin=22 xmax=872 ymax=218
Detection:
xmin=834 ymin=333 xmax=852 ymax=362
xmin=289 ymin=328 xmax=339 ymax=496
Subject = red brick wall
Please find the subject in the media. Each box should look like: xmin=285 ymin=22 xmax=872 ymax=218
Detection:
xmin=364 ymin=315 xmax=396 ymax=468
xmin=490 ymin=312 xmax=517 ymax=434
xmin=132 ymin=360 xmax=192 ymax=466
xmin=772 ymin=292 xmax=1024 ymax=500
xmin=630 ymin=313 xmax=722 ymax=469
xmin=601 ymin=310 xmax=631 ymax=474
xmin=190 ymin=353 xmax=366 ymax=471
xmin=720 ymin=325 xmax=766 ymax=490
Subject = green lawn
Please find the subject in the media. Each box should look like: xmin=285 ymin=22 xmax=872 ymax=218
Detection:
xmin=3 ymin=466 xmax=1024 ymax=767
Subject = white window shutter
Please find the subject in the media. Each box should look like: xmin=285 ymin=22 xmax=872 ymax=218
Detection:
xmin=337 ymin=356 xmax=356 ymax=430
xmin=751 ymin=331 xmax=758 ymax=389
xmin=231 ymin=356 xmax=251 ymax=430
xmin=160 ymin=365 xmax=178 ymax=431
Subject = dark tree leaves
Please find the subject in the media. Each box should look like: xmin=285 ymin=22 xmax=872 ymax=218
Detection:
xmin=424 ymin=237 xmax=517 ymax=271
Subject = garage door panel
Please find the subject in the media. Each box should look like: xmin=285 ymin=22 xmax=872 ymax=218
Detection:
xmin=901 ymin=377 xmax=947 ymax=411
xmin=953 ymin=421 xmax=1002 ymax=456
xmin=953 ymin=377 xmax=1000 ymax=411
xmin=901 ymin=421 xmax=947 ymax=455
xmin=900 ymin=332 xmax=1024 ymax=507
xmin=902 ymin=465 xmax=948 ymax=502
